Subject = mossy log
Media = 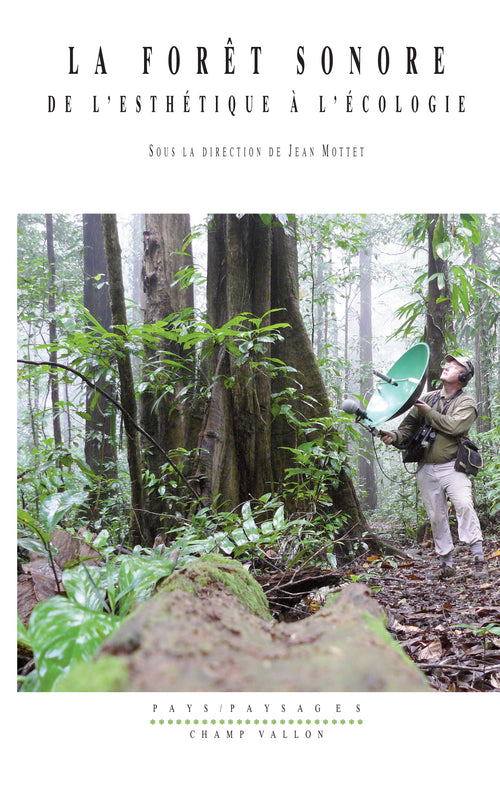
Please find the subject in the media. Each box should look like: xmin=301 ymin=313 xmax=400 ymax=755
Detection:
xmin=57 ymin=554 xmax=432 ymax=692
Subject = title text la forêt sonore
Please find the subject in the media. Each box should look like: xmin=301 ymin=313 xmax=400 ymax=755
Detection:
xmin=67 ymin=43 xmax=446 ymax=77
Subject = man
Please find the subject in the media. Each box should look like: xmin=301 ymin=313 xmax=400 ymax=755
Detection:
xmin=380 ymin=353 xmax=487 ymax=580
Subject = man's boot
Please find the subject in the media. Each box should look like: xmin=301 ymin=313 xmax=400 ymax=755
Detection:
xmin=437 ymin=561 xmax=456 ymax=579
xmin=427 ymin=556 xmax=455 ymax=581
xmin=473 ymin=557 xmax=488 ymax=581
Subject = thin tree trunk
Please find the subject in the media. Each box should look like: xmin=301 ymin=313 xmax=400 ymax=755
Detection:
xmin=101 ymin=214 xmax=150 ymax=546
xmin=358 ymin=225 xmax=377 ymax=511
xmin=425 ymin=214 xmax=451 ymax=388
xmin=83 ymin=213 xmax=118 ymax=515
xmin=132 ymin=213 xmax=145 ymax=312
xmin=45 ymin=214 xmax=62 ymax=448
xmin=471 ymin=237 xmax=492 ymax=432
xmin=315 ymin=241 xmax=324 ymax=357
xmin=26 ymin=326 xmax=40 ymax=449
xmin=64 ymin=381 xmax=72 ymax=447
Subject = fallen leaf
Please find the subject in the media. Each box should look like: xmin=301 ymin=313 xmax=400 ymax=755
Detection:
xmin=17 ymin=575 xmax=38 ymax=627
xmin=418 ymin=639 xmax=443 ymax=661
xmin=389 ymin=618 xmax=422 ymax=634
xmin=264 ymin=548 xmax=279 ymax=559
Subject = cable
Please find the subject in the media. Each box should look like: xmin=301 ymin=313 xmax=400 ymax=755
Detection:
xmin=370 ymin=432 xmax=416 ymax=484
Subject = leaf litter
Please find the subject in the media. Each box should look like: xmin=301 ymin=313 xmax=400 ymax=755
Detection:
xmin=343 ymin=541 xmax=500 ymax=691
xmin=18 ymin=525 xmax=500 ymax=692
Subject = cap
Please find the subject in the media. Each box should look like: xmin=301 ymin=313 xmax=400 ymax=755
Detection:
xmin=445 ymin=353 xmax=470 ymax=369
xmin=444 ymin=353 xmax=474 ymax=384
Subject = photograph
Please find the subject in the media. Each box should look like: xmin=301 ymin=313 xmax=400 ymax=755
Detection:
xmin=17 ymin=211 xmax=499 ymax=694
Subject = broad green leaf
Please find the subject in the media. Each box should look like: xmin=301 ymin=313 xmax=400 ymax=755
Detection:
xmin=117 ymin=557 xmax=177 ymax=616
xmin=17 ymin=535 xmax=53 ymax=557
xmin=231 ymin=543 xmax=252 ymax=558
xmin=19 ymin=670 xmax=41 ymax=692
xmin=17 ymin=508 xmax=50 ymax=545
xmin=241 ymin=501 xmax=252 ymax=521
xmin=18 ymin=614 xmax=32 ymax=649
xmin=242 ymin=516 xmax=260 ymax=543
xmin=88 ymin=529 xmax=112 ymax=551
xmin=39 ymin=491 xmax=89 ymax=533
xmin=211 ymin=534 xmax=232 ymax=554
xmin=228 ymin=528 xmax=247 ymax=546
xmin=28 ymin=596 xmax=120 ymax=691
xmin=457 ymin=283 xmax=470 ymax=314
xmin=435 ymin=241 xmax=451 ymax=261
xmin=273 ymin=505 xmax=286 ymax=530
xmin=62 ymin=566 xmax=109 ymax=612
xmin=260 ymin=520 xmax=275 ymax=537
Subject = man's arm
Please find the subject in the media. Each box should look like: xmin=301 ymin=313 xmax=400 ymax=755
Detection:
xmin=422 ymin=398 xmax=477 ymax=436
xmin=379 ymin=404 xmax=421 ymax=446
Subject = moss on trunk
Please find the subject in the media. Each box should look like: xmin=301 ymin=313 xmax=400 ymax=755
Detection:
xmin=56 ymin=556 xmax=431 ymax=693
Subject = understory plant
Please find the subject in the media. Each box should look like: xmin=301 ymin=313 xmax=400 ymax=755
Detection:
xmin=18 ymin=474 xmax=350 ymax=691
xmin=18 ymin=491 xmax=179 ymax=692
xmin=18 ymin=305 xmax=357 ymax=690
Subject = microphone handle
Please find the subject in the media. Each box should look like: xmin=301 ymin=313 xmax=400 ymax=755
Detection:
xmin=373 ymin=369 xmax=398 ymax=386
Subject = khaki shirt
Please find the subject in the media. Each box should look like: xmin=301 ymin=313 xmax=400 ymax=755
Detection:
xmin=394 ymin=388 xmax=478 ymax=465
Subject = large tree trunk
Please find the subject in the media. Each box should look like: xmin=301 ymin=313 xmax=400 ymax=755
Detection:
xmin=139 ymin=214 xmax=195 ymax=537
xmin=82 ymin=214 xmax=118 ymax=512
xmin=196 ymin=214 xmax=273 ymax=506
xmin=101 ymin=214 xmax=150 ymax=546
xmin=196 ymin=214 xmax=368 ymax=540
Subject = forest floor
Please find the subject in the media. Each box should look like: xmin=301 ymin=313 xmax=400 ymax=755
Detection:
xmin=19 ymin=522 xmax=500 ymax=692
xmin=268 ymin=527 xmax=500 ymax=692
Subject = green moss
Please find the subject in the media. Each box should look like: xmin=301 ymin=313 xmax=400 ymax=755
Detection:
xmin=325 ymin=589 xmax=342 ymax=606
xmin=362 ymin=611 xmax=419 ymax=665
xmin=161 ymin=554 xmax=271 ymax=620
xmin=55 ymin=655 xmax=131 ymax=692
xmin=161 ymin=572 xmax=197 ymax=597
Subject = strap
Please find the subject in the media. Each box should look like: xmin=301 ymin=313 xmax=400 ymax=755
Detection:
xmin=434 ymin=388 xmax=463 ymax=415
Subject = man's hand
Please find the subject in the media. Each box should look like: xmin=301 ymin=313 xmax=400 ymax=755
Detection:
xmin=415 ymin=399 xmax=431 ymax=414
xmin=379 ymin=430 xmax=397 ymax=445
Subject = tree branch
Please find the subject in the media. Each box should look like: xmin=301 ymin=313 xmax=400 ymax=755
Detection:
xmin=17 ymin=358 xmax=202 ymax=502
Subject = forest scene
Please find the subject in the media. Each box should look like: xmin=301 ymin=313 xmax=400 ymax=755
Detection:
xmin=17 ymin=212 xmax=500 ymax=693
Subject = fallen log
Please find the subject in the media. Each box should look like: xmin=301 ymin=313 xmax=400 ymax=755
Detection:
xmin=57 ymin=554 xmax=432 ymax=692
xmin=255 ymin=565 xmax=342 ymax=610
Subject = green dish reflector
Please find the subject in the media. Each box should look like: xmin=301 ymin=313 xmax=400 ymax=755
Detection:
xmin=365 ymin=342 xmax=430 ymax=426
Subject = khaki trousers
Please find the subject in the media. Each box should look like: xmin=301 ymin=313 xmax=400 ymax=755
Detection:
xmin=416 ymin=460 xmax=483 ymax=558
